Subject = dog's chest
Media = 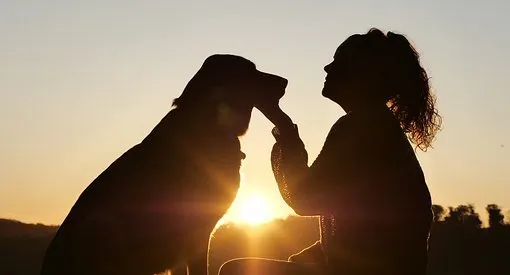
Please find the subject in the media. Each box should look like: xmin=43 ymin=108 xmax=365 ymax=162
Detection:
xmin=171 ymin=134 xmax=243 ymax=189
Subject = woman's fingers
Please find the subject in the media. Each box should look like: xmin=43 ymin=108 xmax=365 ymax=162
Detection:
xmin=257 ymin=105 xmax=294 ymax=128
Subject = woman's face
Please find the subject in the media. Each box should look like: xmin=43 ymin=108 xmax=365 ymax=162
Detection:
xmin=322 ymin=34 xmax=389 ymax=110
xmin=322 ymin=36 xmax=361 ymax=106
xmin=321 ymin=56 xmax=342 ymax=101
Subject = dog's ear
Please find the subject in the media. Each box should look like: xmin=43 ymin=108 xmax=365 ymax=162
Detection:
xmin=173 ymin=70 xmax=224 ymax=108
xmin=174 ymin=54 xmax=258 ymax=109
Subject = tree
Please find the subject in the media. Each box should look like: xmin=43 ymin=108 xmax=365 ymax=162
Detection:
xmin=486 ymin=204 xmax=505 ymax=228
xmin=432 ymin=204 xmax=445 ymax=222
xmin=444 ymin=204 xmax=482 ymax=229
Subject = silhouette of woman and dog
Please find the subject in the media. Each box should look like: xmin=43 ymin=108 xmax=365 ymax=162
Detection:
xmin=41 ymin=28 xmax=441 ymax=275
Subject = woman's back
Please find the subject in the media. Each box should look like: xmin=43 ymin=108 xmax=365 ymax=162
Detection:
xmin=321 ymin=105 xmax=432 ymax=274
xmin=219 ymin=28 xmax=441 ymax=275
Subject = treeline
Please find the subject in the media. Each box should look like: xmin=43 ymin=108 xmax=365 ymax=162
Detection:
xmin=427 ymin=204 xmax=510 ymax=275
xmin=0 ymin=219 xmax=57 ymax=275
xmin=1 ymin=203 xmax=509 ymax=275
xmin=210 ymin=203 xmax=510 ymax=275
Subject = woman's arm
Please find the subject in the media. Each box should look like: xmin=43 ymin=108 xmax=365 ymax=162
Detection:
xmin=271 ymin=123 xmax=343 ymax=216
xmin=258 ymin=104 xmax=346 ymax=216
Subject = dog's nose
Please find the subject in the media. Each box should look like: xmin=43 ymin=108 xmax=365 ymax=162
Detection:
xmin=258 ymin=71 xmax=288 ymax=99
xmin=279 ymin=77 xmax=288 ymax=89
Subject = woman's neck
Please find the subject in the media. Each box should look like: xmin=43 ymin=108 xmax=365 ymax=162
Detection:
xmin=338 ymin=100 xmax=388 ymax=115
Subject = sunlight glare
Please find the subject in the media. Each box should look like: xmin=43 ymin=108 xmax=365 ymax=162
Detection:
xmin=218 ymin=173 xmax=294 ymax=227
xmin=239 ymin=195 xmax=272 ymax=225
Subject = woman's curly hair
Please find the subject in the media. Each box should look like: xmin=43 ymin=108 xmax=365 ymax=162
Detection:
xmin=363 ymin=28 xmax=442 ymax=151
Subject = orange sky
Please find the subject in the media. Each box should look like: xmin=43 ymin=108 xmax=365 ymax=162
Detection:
xmin=1 ymin=1 xmax=509 ymax=225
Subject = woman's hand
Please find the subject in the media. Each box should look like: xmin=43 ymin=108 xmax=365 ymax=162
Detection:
xmin=255 ymin=102 xmax=294 ymax=130
xmin=288 ymin=241 xmax=325 ymax=264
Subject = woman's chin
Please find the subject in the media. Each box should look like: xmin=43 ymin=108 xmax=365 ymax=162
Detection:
xmin=322 ymin=86 xmax=333 ymax=99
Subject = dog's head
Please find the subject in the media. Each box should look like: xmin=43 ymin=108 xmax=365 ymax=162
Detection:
xmin=173 ymin=54 xmax=288 ymax=136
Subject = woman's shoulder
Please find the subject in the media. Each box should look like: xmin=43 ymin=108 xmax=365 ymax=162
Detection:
xmin=323 ymin=111 xmax=374 ymax=151
xmin=331 ymin=106 xmax=397 ymax=134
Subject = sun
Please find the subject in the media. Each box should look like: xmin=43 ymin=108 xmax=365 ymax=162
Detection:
xmin=239 ymin=195 xmax=272 ymax=225
xmin=219 ymin=173 xmax=294 ymax=226
xmin=223 ymin=193 xmax=274 ymax=225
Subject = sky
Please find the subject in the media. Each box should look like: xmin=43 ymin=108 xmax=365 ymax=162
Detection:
xmin=1 ymin=0 xmax=509 ymax=225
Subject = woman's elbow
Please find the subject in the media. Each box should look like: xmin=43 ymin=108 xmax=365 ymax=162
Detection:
xmin=288 ymin=199 xmax=321 ymax=216
xmin=293 ymin=207 xmax=314 ymax=216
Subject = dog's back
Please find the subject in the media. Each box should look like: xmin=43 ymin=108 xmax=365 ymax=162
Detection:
xmin=41 ymin=54 xmax=287 ymax=275
xmin=41 ymin=108 xmax=243 ymax=275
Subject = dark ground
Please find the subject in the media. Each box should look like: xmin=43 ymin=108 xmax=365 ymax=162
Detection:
xmin=1 ymin=204 xmax=509 ymax=275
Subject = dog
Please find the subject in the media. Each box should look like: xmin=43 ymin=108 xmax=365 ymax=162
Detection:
xmin=40 ymin=54 xmax=288 ymax=275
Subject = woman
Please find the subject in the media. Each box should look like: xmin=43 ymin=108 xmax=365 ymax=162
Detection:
xmin=220 ymin=28 xmax=441 ymax=275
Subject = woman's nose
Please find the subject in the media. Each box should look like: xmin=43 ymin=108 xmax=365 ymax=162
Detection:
xmin=324 ymin=63 xmax=331 ymax=73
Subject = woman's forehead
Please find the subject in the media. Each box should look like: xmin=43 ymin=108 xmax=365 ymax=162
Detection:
xmin=334 ymin=34 xmax=364 ymax=59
